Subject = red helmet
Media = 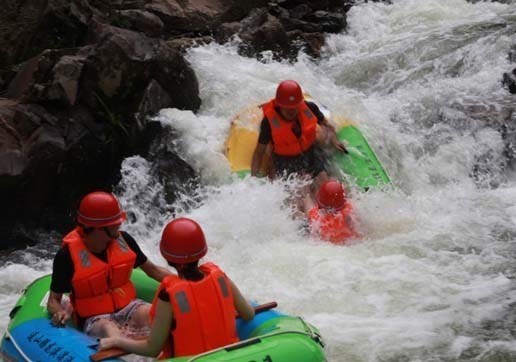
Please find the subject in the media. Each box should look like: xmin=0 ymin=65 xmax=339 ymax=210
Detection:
xmin=160 ymin=218 xmax=208 ymax=264
xmin=317 ymin=180 xmax=346 ymax=210
xmin=275 ymin=80 xmax=303 ymax=109
xmin=77 ymin=191 xmax=126 ymax=228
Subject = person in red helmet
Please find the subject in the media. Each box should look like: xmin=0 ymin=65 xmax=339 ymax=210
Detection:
xmin=47 ymin=191 xmax=171 ymax=338
xmin=251 ymin=80 xmax=347 ymax=179
xmin=98 ymin=217 xmax=255 ymax=358
xmin=304 ymin=179 xmax=358 ymax=244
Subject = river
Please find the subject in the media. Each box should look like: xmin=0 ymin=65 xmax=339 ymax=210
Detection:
xmin=2 ymin=1 xmax=516 ymax=361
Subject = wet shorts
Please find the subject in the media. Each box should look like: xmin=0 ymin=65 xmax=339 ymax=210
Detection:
xmin=273 ymin=145 xmax=327 ymax=178
xmin=83 ymin=299 xmax=148 ymax=336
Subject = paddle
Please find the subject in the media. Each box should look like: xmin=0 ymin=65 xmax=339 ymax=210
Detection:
xmin=241 ymin=301 xmax=277 ymax=318
xmin=90 ymin=301 xmax=278 ymax=362
xmin=91 ymin=347 xmax=126 ymax=361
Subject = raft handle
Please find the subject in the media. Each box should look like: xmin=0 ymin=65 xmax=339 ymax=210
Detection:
xmin=225 ymin=338 xmax=261 ymax=351
xmin=188 ymin=328 xmax=325 ymax=361
xmin=298 ymin=317 xmax=325 ymax=347
xmin=8 ymin=305 xmax=21 ymax=319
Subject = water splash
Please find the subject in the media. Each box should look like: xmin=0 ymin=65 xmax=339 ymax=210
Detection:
xmin=2 ymin=1 xmax=516 ymax=361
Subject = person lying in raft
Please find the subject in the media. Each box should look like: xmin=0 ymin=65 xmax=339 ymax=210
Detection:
xmin=98 ymin=217 xmax=255 ymax=358
xmin=251 ymin=79 xmax=347 ymax=180
xmin=304 ymin=179 xmax=358 ymax=244
xmin=47 ymin=191 xmax=171 ymax=338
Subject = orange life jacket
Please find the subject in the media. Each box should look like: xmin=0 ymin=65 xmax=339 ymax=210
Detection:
xmin=308 ymin=204 xmax=356 ymax=244
xmin=63 ymin=227 xmax=137 ymax=318
xmin=150 ymin=262 xmax=238 ymax=358
xmin=262 ymin=100 xmax=317 ymax=156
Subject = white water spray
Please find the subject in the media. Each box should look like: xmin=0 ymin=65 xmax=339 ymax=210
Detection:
xmin=2 ymin=1 xmax=516 ymax=361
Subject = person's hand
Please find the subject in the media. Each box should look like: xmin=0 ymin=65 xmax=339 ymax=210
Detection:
xmin=332 ymin=138 xmax=348 ymax=153
xmin=98 ymin=337 xmax=119 ymax=351
xmin=51 ymin=310 xmax=70 ymax=326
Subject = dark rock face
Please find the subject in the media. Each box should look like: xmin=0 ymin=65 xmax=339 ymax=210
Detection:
xmin=115 ymin=9 xmax=165 ymax=37
xmin=502 ymin=44 xmax=516 ymax=94
xmin=0 ymin=6 xmax=201 ymax=248
xmin=503 ymin=69 xmax=516 ymax=94
xmin=144 ymin=121 xmax=200 ymax=206
xmin=145 ymin=0 xmax=268 ymax=33
xmin=0 ymin=0 xmax=366 ymax=249
xmin=230 ymin=1 xmax=347 ymax=60
xmin=0 ymin=0 xmax=88 ymax=68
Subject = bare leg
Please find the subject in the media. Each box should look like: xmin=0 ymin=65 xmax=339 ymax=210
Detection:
xmin=88 ymin=318 xmax=122 ymax=338
xmin=118 ymin=303 xmax=151 ymax=339
xmin=127 ymin=304 xmax=151 ymax=329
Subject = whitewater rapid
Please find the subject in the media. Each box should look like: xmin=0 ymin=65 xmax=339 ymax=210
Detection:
xmin=2 ymin=1 xmax=516 ymax=361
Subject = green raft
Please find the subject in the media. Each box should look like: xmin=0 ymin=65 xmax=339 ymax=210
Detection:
xmin=332 ymin=125 xmax=391 ymax=190
xmin=1 ymin=269 xmax=326 ymax=362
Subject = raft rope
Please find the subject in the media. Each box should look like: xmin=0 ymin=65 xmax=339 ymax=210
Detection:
xmin=4 ymin=329 xmax=34 ymax=362
xmin=3 ymin=316 xmax=324 ymax=362
xmin=186 ymin=317 xmax=325 ymax=362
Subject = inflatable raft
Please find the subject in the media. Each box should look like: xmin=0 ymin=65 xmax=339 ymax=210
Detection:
xmin=225 ymin=98 xmax=391 ymax=190
xmin=1 ymin=269 xmax=325 ymax=362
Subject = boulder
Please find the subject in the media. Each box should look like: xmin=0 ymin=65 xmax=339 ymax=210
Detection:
xmin=0 ymin=24 xmax=201 ymax=247
xmin=145 ymin=0 xmax=267 ymax=33
xmin=503 ymin=68 xmax=516 ymax=94
xmin=0 ymin=0 xmax=88 ymax=67
xmin=115 ymin=9 xmax=165 ymax=37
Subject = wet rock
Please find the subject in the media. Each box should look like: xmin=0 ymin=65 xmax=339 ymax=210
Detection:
xmin=142 ymin=121 xmax=200 ymax=205
xmin=9 ymin=24 xmax=201 ymax=128
xmin=501 ymin=111 xmax=516 ymax=172
xmin=308 ymin=11 xmax=346 ymax=33
xmin=85 ymin=24 xmax=200 ymax=112
xmin=509 ymin=44 xmax=516 ymax=63
xmin=0 ymin=24 xmax=201 ymax=246
xmin=88 ymin=0 xmax=146 ymax=12
xmin=290 ymin=4 xmax=311 ymax=19
xmin=281 ymin=16 xmax=321 ymax=33
xmin=239 ymin=14 xmax=290 ymax=58
xmin=231 ymin=1 xmax=349 ymax=61
xmin=0 ymin=0 xmax=88 ymax=67
xmin=0 ymin=100 xmax=66 ymax=223
xmin=502 ymin=68 xmax=516 ymax=94
xmin=115 ymin=9 xmax=164 ymax=37
xmin=70 ymin=0 xmax=108 ymax=25
xmin=0 ymin=97 xmax=140 ymax=246
xmin=145 ymin=0 xmax=267 ymax=33
xmin=288 ymin=30 xmax=326 ymax=58
xmin=167 ymin=36 xmax=215 ymax=53
xmin=135 ymin=79 xmax=172 ymax=130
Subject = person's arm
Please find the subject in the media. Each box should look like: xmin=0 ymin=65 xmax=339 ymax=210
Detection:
xmin=303 ymin=193 xmax=317 ymax=216
xmin=320 ymin=118 xmax=347 ymax=152
xmin=229 ymin=279 xmax=254 ymax=321
xmin=325 ymin=125 xmax=347 ymax=153
xmin=251 ymin=143 xmax=268 ymax=177
xmin=121 ymin=232 xmax=172 ymax=282
xmin=47 ymin=291 xmax=71 ymax=326
xmin=307 ymin=101 xmax=347 ymax=153
xmin=140 ymin=260 xmax=172 ymax=282
xmin=99 ymin=299 xmax=172 ymax=356
xmin=47 ymin=248 xmax=73 ymax=326
xmin=252 ymin=119 xmax=273 ymax=177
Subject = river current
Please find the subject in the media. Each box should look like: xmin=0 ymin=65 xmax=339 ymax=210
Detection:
xmin=2 ymin=1 xmax=516 ymax=361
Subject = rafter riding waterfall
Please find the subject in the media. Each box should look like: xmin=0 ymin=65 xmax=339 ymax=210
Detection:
xmin=2 ymin=0 xmax=516 ymax=361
